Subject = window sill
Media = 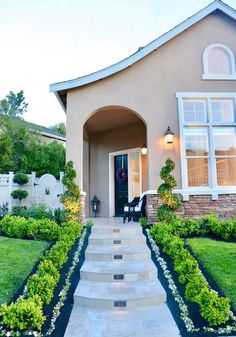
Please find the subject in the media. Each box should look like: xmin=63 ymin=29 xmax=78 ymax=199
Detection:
xmin=202 ymin=74 xmax=236 ymax=80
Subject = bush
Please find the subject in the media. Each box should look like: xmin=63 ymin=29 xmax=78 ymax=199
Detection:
xmin=38 ymin=259 xmax=60 ymax=282
xmin=54 ymin=207 xmax=67 ymax=224
xmin=185 ymin=275 xmax=208 ymax=302
xmin=11 ymin=189 xmax=28 ymax=201
xmin=0 ymin=296 xmax=45 ymax=330
xmin=11 ymin=205 xmax=27 ymax=217
xmin=0 ymin=202 xmax=9 ymax=219
xmin=197 ymin=289 xmax=231 ymax=326
xmin=26 ymin=274 xmax=56 ymax=305
xmin=0 ymin=215 xmax=60 ymax=240
xmin=157 ymin=159 xmax=180 ymax=222
xmin=139 ymin=217 xmax=148 ymax=228
xmin=13 ymin=172 xmax=29 ymax=185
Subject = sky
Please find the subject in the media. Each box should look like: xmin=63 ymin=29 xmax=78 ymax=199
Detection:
xmin=0 ymin=0 xmax=235 ymax=127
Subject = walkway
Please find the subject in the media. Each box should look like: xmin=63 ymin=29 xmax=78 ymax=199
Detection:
xmin=64 ymin=218 xmax=180 ymax=337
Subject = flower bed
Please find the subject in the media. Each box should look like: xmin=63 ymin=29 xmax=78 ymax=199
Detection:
xmin=0 ymin=216 xmax=87 ymax=337
xmin=149 ymin=215 xmax=236 ymax=336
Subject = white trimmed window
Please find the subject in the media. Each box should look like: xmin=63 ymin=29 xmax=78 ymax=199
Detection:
xmin=177 ymin=93 xmax=236 ymax=192
xmin=202 ymin=44 xmax=236 ymax=80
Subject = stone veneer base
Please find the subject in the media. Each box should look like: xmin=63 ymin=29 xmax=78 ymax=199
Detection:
xmin=146 ymin=193 xmax=236 ymax=222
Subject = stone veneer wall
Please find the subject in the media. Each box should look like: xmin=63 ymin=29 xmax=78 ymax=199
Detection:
xmin=146 ymin=194 xmax=236 ymax=223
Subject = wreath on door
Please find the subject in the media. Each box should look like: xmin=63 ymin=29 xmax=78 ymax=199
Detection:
xmin=116 ymin=168 xmax=128 ymax=184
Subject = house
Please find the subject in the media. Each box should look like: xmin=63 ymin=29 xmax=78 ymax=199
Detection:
xmin=24 ymin=120 xmax=66 ymax=146
xmin=50 ymin=0 xmax=236 ymax=220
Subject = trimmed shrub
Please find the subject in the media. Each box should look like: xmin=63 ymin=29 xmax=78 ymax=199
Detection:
xmin=11 ymin=189 xmax=28 ymax=201
xmin=157 ymin=159 xmax=180 ymax=222
xmin=0 ymin=296 xmax=45 ymax=330
xmin=13 ymin=173 xmax=29 ymax=185
xmin=37 ymin=259 xmax=60 ymax=282
xmin=26 ymin=274 xmax=56 ymax=305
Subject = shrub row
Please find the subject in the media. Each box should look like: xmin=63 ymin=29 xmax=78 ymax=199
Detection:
xmin=150 ymin=223 xmax=231 ymax=326
xmin=0 ymin=215 xmax=60 ymax=240
xmin=0 ymin=218 xmax=83 ymax=332
xmin=166 ymin=215 xmax=236 ymax=240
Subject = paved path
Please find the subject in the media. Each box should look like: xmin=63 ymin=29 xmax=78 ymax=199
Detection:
xmin=64 ymin=218 xmax=180 ymax=337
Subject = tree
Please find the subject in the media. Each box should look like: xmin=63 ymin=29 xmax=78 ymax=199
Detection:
xmin=0 ymin=90 xmax=28 ymax=118
xmin=27 ymin=141 xmax=65 ymax=178
xmin=50 ymin=122 xmax=66 ymax=136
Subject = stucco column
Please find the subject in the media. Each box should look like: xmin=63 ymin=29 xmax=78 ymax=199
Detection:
xmin=66 ymin=118 xmax=83 ymax=190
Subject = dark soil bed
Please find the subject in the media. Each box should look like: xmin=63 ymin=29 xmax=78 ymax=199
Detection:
xmin=143 ymin=229 xmax=236 ymax=337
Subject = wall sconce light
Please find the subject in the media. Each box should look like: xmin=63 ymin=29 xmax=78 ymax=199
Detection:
xmin=91 ymin=195 xmax=100 ymax=217
xmin=164 ymin=126 xmax=174 ymax=144
xmin=141 ymin=144 xmax=148 ymax=155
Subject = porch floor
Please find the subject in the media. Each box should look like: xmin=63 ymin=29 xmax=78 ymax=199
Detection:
xmin=64 ymin=217 xmax=180 ymax=337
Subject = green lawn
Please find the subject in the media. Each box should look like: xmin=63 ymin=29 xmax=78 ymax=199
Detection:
xmin=0 ymin=236 xmax=49 ymax=304
xmin=186 ymin=238 xmax=236 ymax=309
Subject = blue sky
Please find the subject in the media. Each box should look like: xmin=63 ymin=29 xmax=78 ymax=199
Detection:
xmin=0 ymin=0 xmax=235 ymax=126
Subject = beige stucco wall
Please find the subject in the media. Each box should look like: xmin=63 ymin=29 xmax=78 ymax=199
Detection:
xmin=87 ymin=121 xmax=147 ymax=217
xmin=66 ymin=12 xmax=236 ymax=194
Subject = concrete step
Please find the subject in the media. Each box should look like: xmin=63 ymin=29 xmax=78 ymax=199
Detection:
xmin=64 ymin=304 xmax=180 ymax=337
xmin=80 ymin=260 xmax=157 ymax=282
xmin=85 ymin=244 xmax=150 ymax=261
xmin=74 ymin=279 xmax=166 ymax=309
xmin=89 ymin=235 xmax=146 ymax=246
xmin=92 ymin=225 xmax=143 ymax=236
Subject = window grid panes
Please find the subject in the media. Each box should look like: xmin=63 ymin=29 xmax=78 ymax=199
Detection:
xmin=208 ymin=48 xmax=230 ymax=74
xmin=182 ymin=97 xmax=236 ymax=188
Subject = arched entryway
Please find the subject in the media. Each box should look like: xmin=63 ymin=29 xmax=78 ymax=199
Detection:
xmin=83 ymin=106 xmax=148 ymax=217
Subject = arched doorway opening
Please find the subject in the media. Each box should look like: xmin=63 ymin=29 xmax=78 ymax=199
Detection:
xmin=83 ymin=106 xmax=148 ymax=217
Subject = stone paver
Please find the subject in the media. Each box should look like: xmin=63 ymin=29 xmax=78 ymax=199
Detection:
xmin=64 ymin=218 xmax=180 ymax=337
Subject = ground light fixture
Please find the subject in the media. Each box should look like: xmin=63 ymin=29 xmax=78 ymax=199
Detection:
xmin=141 ymin=144 xmax=148 ymax=155
xmin=91 ymin=195 xmax=100 ymax=217
xmin=164 ymin=126 xmax=174 ymax=144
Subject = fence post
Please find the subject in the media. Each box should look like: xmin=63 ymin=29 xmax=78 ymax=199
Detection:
xmin=8 ymin=171 xmax=14 ymax=212
xmin=31 ymin=172 xmax=36 ymax=205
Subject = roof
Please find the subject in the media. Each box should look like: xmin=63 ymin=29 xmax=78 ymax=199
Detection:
xmin=24 ymin=120 xmax=66 ymax=142
xmin=50 ymin=0 xmax=236 ymax=110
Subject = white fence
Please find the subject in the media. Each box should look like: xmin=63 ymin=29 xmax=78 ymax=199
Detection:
xmin=0 ymin=172 xmax=64 ymax=211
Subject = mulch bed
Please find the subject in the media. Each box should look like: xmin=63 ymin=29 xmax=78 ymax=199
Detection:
xmin=143 ymin=228 xmax=236 ymax=337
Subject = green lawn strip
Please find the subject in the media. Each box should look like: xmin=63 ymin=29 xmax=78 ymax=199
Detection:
xmin=0 ymin=236 xmax=49 ymax=304
xmin=186 ymin=237 xmax=236 ymax=309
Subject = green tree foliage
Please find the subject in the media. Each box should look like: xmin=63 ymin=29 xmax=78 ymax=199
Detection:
xmin=50 ymin=122 xmax=66 ymax=136
xmin=27 ymin=141 xmax=65 ymax=178
xmin=0 ymin=90 xmax=28 ymax=118
xmin=157 ymin=158 xmax=181 ymax=222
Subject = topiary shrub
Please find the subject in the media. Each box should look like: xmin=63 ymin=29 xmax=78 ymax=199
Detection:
xmin=157 ymin=158 xmax=180 ymax=222
xmin=60 ymin=161 xmax=81 ymax=221
xmin=11 ymin=172 xmax=29 ymax=204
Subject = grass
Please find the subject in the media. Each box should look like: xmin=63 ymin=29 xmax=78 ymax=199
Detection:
xmin=186 ymin=237 xmax=236 ymax=309
xmin=0 ymin=236 xmax=49 ymax=304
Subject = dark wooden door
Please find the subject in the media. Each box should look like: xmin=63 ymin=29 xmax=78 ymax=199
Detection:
xmin=115 ymin=154 xmax=128 ymax=216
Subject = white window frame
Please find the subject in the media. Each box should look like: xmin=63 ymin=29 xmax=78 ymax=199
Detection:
xmin=176 ymin=92 xmax=236 ymax=200
xmin=202 ymin=44 xmax=236 ymax=80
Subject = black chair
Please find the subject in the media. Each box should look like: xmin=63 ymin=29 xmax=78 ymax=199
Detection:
xmin=123 ymin=194 xmax=146 ymax=223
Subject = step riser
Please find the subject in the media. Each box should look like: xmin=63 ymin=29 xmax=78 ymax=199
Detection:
xmin=92 ymin=227 xmax=142 ymax=235
xmin=80 ymin=270 xmax=157 ymax=282
xmin=74 ymin=293 xmax=166 ymax=309
xmin=89 ymin=237 xmax=146 ymax=246
xmin=85 ymin=252 xmax=150 ymax=262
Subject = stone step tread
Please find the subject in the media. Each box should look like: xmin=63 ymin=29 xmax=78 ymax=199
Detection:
xmin=89 ymin=234 xmax=145 ymax=240
xmin=75 ymin=279 xmax=165 ymax=300
xmin=81 ymin=260 xmax=156 ymax=274
xmin=64 ymin=303 xmax=180 ymax=337
xmin=86 ymin=244 xmax=150 ymax=254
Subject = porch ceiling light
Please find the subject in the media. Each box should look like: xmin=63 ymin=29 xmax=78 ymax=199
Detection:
xmin=164 ymin=126 xmax=174 ymax=144
xmin=141 ymin=144 xmax=148 ymax=155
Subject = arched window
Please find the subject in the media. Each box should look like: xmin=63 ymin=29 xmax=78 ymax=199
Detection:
xmin=202 ymin=44 xmax=236 ymax=80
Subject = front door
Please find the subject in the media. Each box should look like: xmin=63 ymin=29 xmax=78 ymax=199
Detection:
xmin=114 ymin=154 xmax=128 ymax=216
